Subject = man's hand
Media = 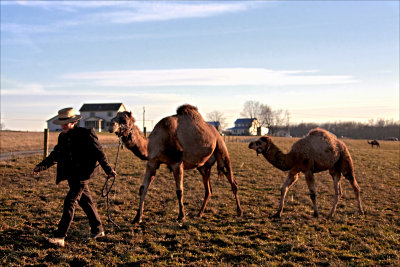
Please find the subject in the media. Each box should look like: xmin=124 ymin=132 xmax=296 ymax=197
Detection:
xmin=108 ymin=170 xmax=117 ymax=179
xmin=32 ymin=166 xmax=40 ymax=176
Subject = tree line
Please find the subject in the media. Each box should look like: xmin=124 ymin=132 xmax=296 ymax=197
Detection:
xmin=286 ymin=120 xmax=399 ymax=140
xmin=206 ymin=100 xmax=399 ymax=140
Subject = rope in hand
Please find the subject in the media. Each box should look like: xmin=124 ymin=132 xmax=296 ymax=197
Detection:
xmin=101 ymin=138 xmax=123 ymax=229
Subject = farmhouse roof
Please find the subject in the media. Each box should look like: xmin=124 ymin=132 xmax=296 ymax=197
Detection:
xmin=228 ymin=126 xmax=251 ymax=130
xmin=207 ymin=121 xmax=221 ymax=127
xmin=234 ymin=118 xmax=257 ymax=125
xmin=79 ymin=103 xmax=125 ymax=112
xmin=47 ymin=115 xmax=58 ymax=122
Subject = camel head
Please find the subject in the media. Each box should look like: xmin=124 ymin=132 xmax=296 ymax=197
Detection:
xmin=248 ymin=136 xmax=272 ymax=156
xmin=109 ymin=111 xmax=136 ymax=137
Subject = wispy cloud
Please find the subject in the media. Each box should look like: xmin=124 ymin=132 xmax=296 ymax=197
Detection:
xmin=62 ymin=68 xmax=357 ymax=87
xmin=87 ymin=2 xmax=249 ymax=24
xmin=2 ymin=1 xmax=253 ymax=34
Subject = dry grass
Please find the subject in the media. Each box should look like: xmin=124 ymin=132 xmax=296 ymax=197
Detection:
xmin=0 ymin=133 xmax=399 ymax=266
xmin=0 ymin=131 xmax=119 ymax=153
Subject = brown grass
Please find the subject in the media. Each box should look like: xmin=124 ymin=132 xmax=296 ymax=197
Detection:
xmin=0 ymin=130 xmax=119 ymax=153
xmin=0 ymin=133 xmax=399 ymax=266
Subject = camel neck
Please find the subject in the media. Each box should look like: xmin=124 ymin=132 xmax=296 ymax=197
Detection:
xmin=262 ymin=142 xmax=292 ymax=171
xmin=122 ymin=128 xmax=148 ymax=160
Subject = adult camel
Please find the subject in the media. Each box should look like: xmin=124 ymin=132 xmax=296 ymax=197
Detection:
xmin=109 ymin=104 xmax=242 ymax=222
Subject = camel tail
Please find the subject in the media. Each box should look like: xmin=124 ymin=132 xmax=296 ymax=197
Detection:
xmin=339 ymin=145 xmax=356 ymax=181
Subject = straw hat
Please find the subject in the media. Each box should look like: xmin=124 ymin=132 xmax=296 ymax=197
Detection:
xmin=53 ymin=107 xmax=82 ymax=125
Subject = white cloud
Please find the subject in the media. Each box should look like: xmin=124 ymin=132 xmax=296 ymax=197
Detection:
xmin=62 ymin=68 xmax=357 ymax=87
xmin=2 ymin=1 xmax=252 ymax=34
xmin=1 ymin=81 xmax=46 ymax=95
xmin=88 ymin=2 xmax=249 ymax=24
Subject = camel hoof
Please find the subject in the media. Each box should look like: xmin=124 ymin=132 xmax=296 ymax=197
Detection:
xmin=132 ymin=214 xmax=142 ymax=224
xmin=177 ymin=215 xmax=186 ymax=222
xmin=313 ymin=212 xmax=319 ymax=218
xmin=270 ymin=212 xmax=281 ymax=219
xmin=237 ymin=209 xmax=243 ymax=217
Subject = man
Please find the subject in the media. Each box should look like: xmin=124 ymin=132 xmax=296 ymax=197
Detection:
xmin=33 ymin=107 xmax=116 ymax=247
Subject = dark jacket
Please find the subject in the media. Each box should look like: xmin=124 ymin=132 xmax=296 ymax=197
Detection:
xmin=36 ymin=127 xmax=113 ymax=184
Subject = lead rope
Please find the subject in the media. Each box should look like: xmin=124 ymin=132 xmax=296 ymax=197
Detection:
xmin=101 ymin=138 xmax=123 ymax=229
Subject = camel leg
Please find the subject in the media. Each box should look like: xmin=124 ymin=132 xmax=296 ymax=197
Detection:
xmin=305 ymin=171 xmax=319 ymax=218
xmin=197 ymin=166 xmax=212 ymax=218
xmin=221 ymin=168 xmax=243 ymax=217
xmin=272 ymin=171 xmax=299 ymax=218
xmin=343 ymin=173 xmax=364 ymax=216
xmin=172 ymin=162 xmax=185 ymax=221
xmin=133 ymin=161 xmax=157 ymax=224
xmin=328 ymin=169 xmax=342 ymax=218
xmin=216 ymin=157 xmax=243 ymax=216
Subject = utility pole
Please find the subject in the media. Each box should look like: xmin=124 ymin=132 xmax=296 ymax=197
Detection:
xmin=143 ymin=106 xmax=146 ymax=137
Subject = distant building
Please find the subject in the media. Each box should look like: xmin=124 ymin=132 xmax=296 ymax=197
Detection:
xmin=207 ymin=121 xmax=222 ymax=133
xmin=47 ymin=115 xmax=62 ymax=132
xmin=47 ymin=103 xmax=127 ymax=132
xmin=228 ymin=118 xmax=268 ymax=136
xmin=79 ymin=103 xmax=127 ymax=132
xmin=274 ymin=129 xmax=291 ymax=137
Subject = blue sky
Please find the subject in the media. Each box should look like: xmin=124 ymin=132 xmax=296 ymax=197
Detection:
xmin=1 ymin=1 xmax=399 ymax=131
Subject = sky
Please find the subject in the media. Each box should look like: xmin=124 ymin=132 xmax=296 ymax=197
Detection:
xmin=1 ymin=0 xmax=399 ymax=131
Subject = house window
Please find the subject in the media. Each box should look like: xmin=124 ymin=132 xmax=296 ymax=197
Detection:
xmin=90 ymin=112 xmax=95 ymax=117
xmin=107 ymin=112 xmax=112 ymax=117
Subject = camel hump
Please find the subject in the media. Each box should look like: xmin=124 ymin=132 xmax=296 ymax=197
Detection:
xmin=176 ymin=104 xmax=199 ymax=116
xmin=307 ymin=128 xmax=336 ymax=139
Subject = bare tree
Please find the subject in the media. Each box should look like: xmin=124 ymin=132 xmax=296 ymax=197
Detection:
xmin=241 ymin=100 xmax=291 ymax=134
xmin=272 ymin=109 xmax=291 ymax=133
xmin=258 ymin=104 xmax=274 ymax=129
xmin=240 ymin=100 xmax=261 ymax=119
xmin=206 ymin=110 xmax=227 ymax=129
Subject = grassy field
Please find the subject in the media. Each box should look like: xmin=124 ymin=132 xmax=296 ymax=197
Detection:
xmin=0 ymin=133 xmax=399 ymax=266
xmin=0 ymin=131 xmax=119 ymax=153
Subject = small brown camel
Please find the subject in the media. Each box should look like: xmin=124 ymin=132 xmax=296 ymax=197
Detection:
xmin=109 ymin=104 xmax=242 ymax=222
xmin=248 ymin=128 xmax=364 ymax=218
xmin=367 ymin=140 xmax=380 ymax=148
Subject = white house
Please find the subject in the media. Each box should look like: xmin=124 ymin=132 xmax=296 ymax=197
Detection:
xmin=47 ymin=115 xmax=62 ymax=132
xmin=228 ymin=118 xmax=268 ymax=136
xmin=79 ymin=103 xmax=127 ymax=132
xmin=47 ymin=103 xmax=127 ymax=132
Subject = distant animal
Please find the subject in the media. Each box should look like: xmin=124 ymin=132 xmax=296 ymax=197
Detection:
xmin=368 ymin=140 xmax=380 ymax=148
xmin=248 ymin=128 xmax=364 ymax=219
xmin=109 ymin=104 xmax=242 ymax=223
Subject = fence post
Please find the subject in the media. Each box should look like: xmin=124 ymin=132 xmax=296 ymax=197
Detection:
xmin=44 ymin=128 xmax=49 ymax=159
xmin=143 ymin=127 xmax=147 ymax=137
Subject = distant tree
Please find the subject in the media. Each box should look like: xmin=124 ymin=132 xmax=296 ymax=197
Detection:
xmin=240 ymin=100 xmax=261 ymax=119
xmin=288 ymin=119 xmax=399 ymax=139
xmin=258 ymin=104 xmax=274 ymax=129
xmin=241 ymin=101 xmax=291 ymax=134
xmin=206 ymin=110 xmax=227 ymax=130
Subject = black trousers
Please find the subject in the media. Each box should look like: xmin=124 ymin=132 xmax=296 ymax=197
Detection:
xmin=54 ymin=180 xmax=103 ymax=238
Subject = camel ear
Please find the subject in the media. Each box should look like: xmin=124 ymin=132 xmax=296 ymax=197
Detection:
xmin=128 ymin=111 xmax=136 ymax=123
xmin=259 ymin=136 xmax=270 ymax=143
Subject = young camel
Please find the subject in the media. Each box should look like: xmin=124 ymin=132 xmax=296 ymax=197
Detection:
xmin=109 ymin=105 xmax=242 ymax=222
xmin=248 ymin=128 xmax=364 ymax=218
